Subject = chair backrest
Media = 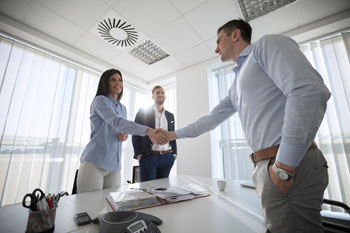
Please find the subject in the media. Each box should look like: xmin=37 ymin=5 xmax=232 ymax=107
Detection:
xmin=132 ymin=166 xmax=140 ymax=183
xmin=72 ymin=169 xmax=79 ymax=194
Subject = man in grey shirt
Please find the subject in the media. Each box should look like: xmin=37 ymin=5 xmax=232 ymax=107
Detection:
xmin=153 ymin=19 xmax=331 ymax=233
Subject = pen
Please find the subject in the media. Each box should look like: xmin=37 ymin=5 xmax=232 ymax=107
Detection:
xmin=37 ymin=198 xmax=49 ymax=211
xmin=47 ymin=198 xmax=53 ymax=209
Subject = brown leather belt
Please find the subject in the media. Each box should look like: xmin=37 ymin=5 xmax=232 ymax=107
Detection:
xmin=249 ymin=142 xmax=317 ymax=163
xmin=151 ymin=150 xmax=173 ymax=155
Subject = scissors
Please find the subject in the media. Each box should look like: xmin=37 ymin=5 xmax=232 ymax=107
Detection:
xmin=22 ymin=188 xmax=45 ymax=211
xmin=52 ymin=191 xmax=69 ymax=207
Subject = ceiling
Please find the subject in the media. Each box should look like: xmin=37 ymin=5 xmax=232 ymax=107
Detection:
xmin=0 ymin=0 xmax=349 ymax=84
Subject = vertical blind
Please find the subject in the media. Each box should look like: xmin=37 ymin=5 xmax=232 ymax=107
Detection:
xmin=0 ymin=33 xmax=177 ymax=206
xmin=300 ymin=32 xmax=350 ymax=206
xmin=0 ymin=35 xmax=99 ymax=206
xmin=214 ymin=67 xmax=253 ymax=181
xmin=213 ymin=31 xmax=350 ymax=206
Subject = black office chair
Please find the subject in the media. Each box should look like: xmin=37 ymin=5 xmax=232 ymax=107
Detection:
xmin=127 ymin=166 xmax=141 ymax=184
xmin=321 ymin=199 xmax=350 ymax=232
xmin=72 ymin=169 xmax=79 ymax=194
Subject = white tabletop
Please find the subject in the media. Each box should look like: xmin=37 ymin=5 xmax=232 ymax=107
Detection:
xmin=0 ymin=176 xmax=266 ymax=233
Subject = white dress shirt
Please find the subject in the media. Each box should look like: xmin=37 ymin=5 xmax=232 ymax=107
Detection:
xmin=152 ymin=105 xmax=172 ymax=152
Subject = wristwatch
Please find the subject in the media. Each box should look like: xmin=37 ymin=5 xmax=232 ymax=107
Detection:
xmin=272 ymin=163 xmax=295 ymax=181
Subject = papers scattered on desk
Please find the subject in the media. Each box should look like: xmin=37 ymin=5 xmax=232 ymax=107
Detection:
xmin=151 ymin=187 xmax=190 ymax=198
xmin=107 ymin=190 xmax=163 ymax=211
xmin=106 ymin=183 xmax=210 ymax=211
xmin=149 ymin=183 xmax=209 ymax=203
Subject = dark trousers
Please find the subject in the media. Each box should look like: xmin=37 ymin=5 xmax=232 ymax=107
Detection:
xmin=139 ymin=152 xmax=175 ymax=182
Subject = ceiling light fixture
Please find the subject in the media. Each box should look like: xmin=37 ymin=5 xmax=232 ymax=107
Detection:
xmin=128 ymin=40 xmax=169 ymax=65
xmin=237 ymin=0 xmax=296 ymax=22
xmin=97 ymin=18 xmax=138 ymax=47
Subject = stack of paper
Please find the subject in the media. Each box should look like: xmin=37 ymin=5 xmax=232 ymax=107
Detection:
xmin=107 ymin=190 xmax=164 ymax=211
xmin=106 ymin=183 xmax=210 ymax=211
xmin=150 ymin=183 xmax=209 ymax=203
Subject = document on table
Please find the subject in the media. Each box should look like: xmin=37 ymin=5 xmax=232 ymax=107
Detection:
xmin=150 ymin=183 xmax=209 ymax=200
xmin=106 ymin=183 xmax=210 ymax=211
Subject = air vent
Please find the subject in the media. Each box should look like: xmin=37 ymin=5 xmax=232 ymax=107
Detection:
xmin=97 ymin=18 xmax=138 ymax=47
xmin=238 ymin=0 xmax=296 ymax=22
xmin=92 ymin=10 xmax=146 ymax=51
xmin=128 ymin=40 xmax=169 ymax=65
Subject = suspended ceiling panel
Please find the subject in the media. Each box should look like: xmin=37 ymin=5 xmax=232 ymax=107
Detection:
xmin=0 ymin=0 xmax=349 ymax=82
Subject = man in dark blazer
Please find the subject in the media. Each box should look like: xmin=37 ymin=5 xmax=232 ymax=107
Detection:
xmin=132 ymin=86 xmax=177 ymax=182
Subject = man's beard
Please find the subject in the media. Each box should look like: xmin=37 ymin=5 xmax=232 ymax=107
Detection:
xmin=155 ymin=98 xmax=164 ymax=105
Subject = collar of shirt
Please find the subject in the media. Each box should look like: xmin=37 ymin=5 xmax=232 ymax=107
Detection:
xmin=233 ymin=45 xmax=253 ymax=74
xmin=107 ymin=95 xmax=120 ymax=107
xmin=153 ymin=104 xmax=165 ymax=116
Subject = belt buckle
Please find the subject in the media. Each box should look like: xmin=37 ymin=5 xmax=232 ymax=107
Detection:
xmin=160 ymin=151 xmax=164 ymax=155
xmin=250 ymin=153 xmax=256 ymax=163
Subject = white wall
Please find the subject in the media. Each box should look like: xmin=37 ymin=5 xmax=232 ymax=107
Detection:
xmin=175 ymin=57 xmax=220 ymax=177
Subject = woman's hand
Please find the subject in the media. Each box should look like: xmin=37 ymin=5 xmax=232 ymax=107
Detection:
xmin=146 ymin=128 xmax=177 ymax=145
xmin=117 ymin=133 xmax=128 ymax=142
xmin=146 ymin=128 xmax=168 ymax=145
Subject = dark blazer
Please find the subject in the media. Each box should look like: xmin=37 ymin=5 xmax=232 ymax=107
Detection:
xmin=132 ymin=106 xmax=177 ymax=159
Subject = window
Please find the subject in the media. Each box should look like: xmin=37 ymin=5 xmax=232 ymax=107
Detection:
xmin=0 ymin=34 xmax=99 ymax=206
xmin=300 ymin=32 xmax=350 ymax=206
xmin=209 ymin=65 xmax=253 ymax=181
xmin=0 ymin=33 xmax=177 ymax=206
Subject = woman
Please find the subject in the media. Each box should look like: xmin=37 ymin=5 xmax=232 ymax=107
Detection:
xmin=77 ymin=69 xmax=161 ymax=193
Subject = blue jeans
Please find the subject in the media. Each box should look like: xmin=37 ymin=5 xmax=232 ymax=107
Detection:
xmin=139 ymin=153 xmax=175 ymax=182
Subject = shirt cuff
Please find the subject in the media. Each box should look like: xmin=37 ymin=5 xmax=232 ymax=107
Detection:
xmin=276 ymin=138 xmax=310 ymax=167
xmin=175 ymin=129 xmax=184 ymax=139
xmin=140 ymin=125 xmax=149 ymax=136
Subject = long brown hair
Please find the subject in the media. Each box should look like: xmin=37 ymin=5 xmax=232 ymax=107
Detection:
xmin=95 ymin=69 xmax=123 ymax=101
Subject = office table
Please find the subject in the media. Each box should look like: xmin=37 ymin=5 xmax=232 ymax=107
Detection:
xmin=0 ymin=176 xmax=266 ymax=233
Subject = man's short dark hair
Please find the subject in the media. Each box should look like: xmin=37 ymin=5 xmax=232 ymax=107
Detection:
xmin=152 ymin=85 xmax=163 ymax=94
xmin=217 ymin=19 xmax=252 ymax=43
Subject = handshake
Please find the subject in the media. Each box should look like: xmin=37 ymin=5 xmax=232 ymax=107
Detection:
xmin=146 ymin=128 xmax=177 ymax=145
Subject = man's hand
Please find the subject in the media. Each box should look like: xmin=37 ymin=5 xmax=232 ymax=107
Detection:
xmin=149 ymin=128 xmax=177 ymax=145
xmin=146 ymin=128 xmax=168 ymax=145
xmin=268 ymin=161 xmax=295 ymax=194
xmin=117 ymin=133 xmax=128 ymax=142
xmin=137 ymin=154 xmax=142 ymax=161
